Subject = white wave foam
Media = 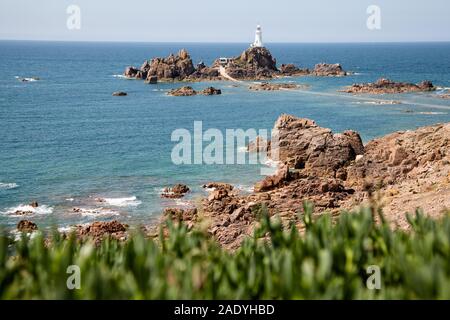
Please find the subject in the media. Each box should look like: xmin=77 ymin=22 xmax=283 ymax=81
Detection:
xmin=417 ymin=111 xmax=446 ymax=115
xmin=235 ymin=184 xmax=254 ymax=193
xmin=355 ymin=100 xmax=402 ymax=105
xmin=72 ymin=207 xmax=120 ymax=217
xmin=0 ymin=182 xmax=18 ymax=190
xmin=65 ymin=198 xmax=74 ymax=202
xmin=3 ymin=204 xmax=53 ymax=216
xmin=112 ymin=74 xmax=127 ymax=79
xmin=58 ymin=226 xmax=75 ymax=233
xmin=264 ymin=158 xmax=280 ymax=168
xmin=174 ymin=199 xmax=193 ymax=207
xmin=103 ymin=196 xmax=141 ymax=207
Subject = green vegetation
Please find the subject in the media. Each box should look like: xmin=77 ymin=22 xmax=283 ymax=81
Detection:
xmin=1 ymin=204 xmax=450 ymax=299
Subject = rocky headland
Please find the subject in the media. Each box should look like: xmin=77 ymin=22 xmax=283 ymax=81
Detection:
xmin=158 ymin=114 xmax=450 ymax=249
xmin=342 ymin=78 xmax=436 ymax=94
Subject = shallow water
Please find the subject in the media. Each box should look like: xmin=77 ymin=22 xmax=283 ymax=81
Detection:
xmin=1 ymin=41 xmax=449 ymax=229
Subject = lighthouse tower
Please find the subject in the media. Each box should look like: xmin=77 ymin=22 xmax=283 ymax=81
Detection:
xmin=251 ymin=25 xmax=263 ymax=48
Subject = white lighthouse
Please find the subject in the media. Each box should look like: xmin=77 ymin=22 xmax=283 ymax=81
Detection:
xmin=251 ymin=25 xmax=263 ymax=48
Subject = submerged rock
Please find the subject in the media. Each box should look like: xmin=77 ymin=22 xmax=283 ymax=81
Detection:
xmin=248 ymin=82 xmax=300 ymax=91
xmin=112 ymin=91 xmax=127 ymax=96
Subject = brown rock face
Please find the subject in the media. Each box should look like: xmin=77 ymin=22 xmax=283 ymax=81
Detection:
xmin=254 ymin=164 xmax=292 ymax=192
xmin=147 ymin=49 xmax=195 ymax=81
xmin=270 ymin=114 xmax=364 ymax=176
xmin=313 ymin=63 xmax=347 ymax=76
xmin=342 ymin=78 xmax=436 ymax=94
xmin=17 ymin=220 xmax=38 ymax=232
xmin=280 ymin=64 xmax=310 ymax=76
xmin=224 ymin=47 xmax=279 ymax=80
xmin=346 ymin=123 xmax=450 ymax=188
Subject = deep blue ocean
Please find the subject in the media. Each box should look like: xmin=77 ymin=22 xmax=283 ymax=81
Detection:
xmin=1 ymin=41 xmax=449 ymax=229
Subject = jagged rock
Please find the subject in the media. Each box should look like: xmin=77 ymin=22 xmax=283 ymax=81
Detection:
xmin=112 ymin=91 xmax=127 ymax=96
xmin=270 ymin=114 xmax=364 ymax=176
xmin=30 ymin=201 xmax=39 ymax=208
xmin=17 ymin=220 xmax=38 ymax=232
xmin=200 ymin=87 xmax=222 ymax=95
xmin=146 ymin=49 xmax=195 ymax=81
xmin=124 ymin=66 xmax=142 ymax=79
xmin=161 ymin=184 xmax=190 ymax=198
xmin=280 ymin=64 xmax=310 ymax=76
xmin=254 ymin=164 xmax=292 ymax=192
xmin=312 ymin=63 xmax=347 ymax=76
xmin=167 ymin=86 xmax=197 ymax=96
xmin=202 ymin=182 xmax=234 ymax=191
xmin=341 ymin=78 xmax=436 ymax=94
xmin=224 ymin=47 xmax=279 ymax=80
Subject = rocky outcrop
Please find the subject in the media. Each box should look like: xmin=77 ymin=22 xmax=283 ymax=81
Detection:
xmin=167 ymin=86 xmax=197 ymax=96
xmin=76 ymin=220 xmax=128 ymax=244
xmin=223 ymin=47 xmax=279 ymax=80
xmin=280 ymin=64 xmax=310 ymax=76
xmin=112 ymin=91 xmax=127 ymax=96
xmin=341 ymin=78 xmax=436 ymax=94
xmin=161 ymin=184 xmax=190 ymax=198
xmin=124 ymin=49 xmax=195 ymax=81
xmin=270 ymin=114 xmax=364 ymax=176
xmin=248 ymin=82 xmax=302 ymax=91
xmin=312 ymin=63 xmax=347 ymax=76
xmin=200 ymin=87 xmax=222 ymax=95
xmin=17 ymin=220 xmax=38 ymax=232
xmin=167 ymin=86 xmax=222 ymax=96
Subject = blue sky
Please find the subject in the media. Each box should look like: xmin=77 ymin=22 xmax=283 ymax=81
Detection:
xmin=1 ymin=0 xmax=449 ymax=42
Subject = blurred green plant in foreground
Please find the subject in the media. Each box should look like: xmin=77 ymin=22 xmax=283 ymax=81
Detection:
xmin=0 ymin=203 xmax=449 ymax=299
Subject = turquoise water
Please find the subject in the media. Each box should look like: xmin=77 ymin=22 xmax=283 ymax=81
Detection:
xmin=1 ymin=41 xmax=450 ymax=229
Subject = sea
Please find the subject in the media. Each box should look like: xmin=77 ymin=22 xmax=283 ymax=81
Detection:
xmin=1 ymin=41 xmax=449 ymax=229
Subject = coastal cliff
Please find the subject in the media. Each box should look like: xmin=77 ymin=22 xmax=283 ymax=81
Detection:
xmin=160 ymin=115 xmax=450 ymax=249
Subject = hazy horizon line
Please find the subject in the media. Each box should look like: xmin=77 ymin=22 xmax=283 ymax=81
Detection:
xmin=1 ymin=39 xmax=450 ymax=45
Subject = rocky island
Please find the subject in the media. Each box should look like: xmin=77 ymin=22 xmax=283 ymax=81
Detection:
xmin=341 ymin=78 xmax=436 ymax=94
xmin=123 ymin=47 xmax=350 ymax=82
